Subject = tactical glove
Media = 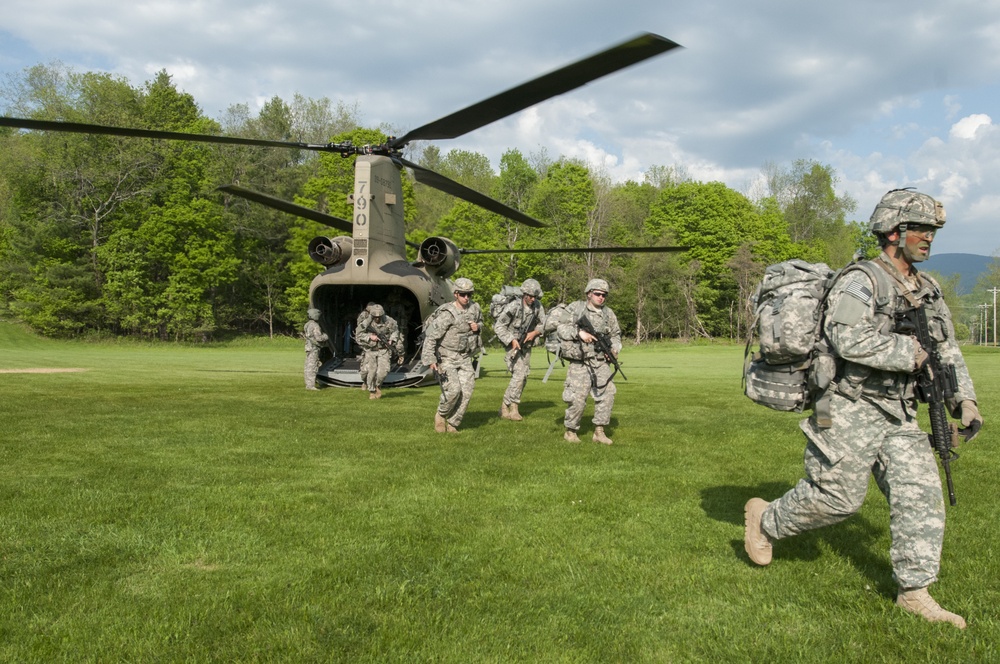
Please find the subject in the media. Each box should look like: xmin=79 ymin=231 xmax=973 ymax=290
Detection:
xmin=959 ymin=400 xmax=983 ymax=441
xmin=913 ymin=345 xmax=930 ymax=372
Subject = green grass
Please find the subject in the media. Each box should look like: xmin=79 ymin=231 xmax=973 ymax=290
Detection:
xmin=1 ymin=321 xmax=998 ymax=662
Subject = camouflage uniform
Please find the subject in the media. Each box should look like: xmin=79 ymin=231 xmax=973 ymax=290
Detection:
xmin=303 ymin=309 xmax=328 ymax=390
xmin=421 ymin=293 xmax=482 ymax=430
xmin=557 ymin=297 xmax=622 ymax=433
xmin=760 ymin=259 xmax=976 ymax=599
xmin=494 ymin=293 xmax=545 ymax=408
xmin=355 ymin=305 xmax=405 ymax=395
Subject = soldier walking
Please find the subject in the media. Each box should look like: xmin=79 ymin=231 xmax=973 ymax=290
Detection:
xmin=744 ymin=189 xmax=984 ymax=628
xmin=555 ymin=278 xmax=621 ymax=444
xmin=303 ymin=308 xmax=328 ymax=390
xmin=420 ymin=278 xmax=482 ymax=433
xmin=495 ymin=278 xmax=546 ymax=421
xmin=355 ymin=303 xmax=405 ymax=399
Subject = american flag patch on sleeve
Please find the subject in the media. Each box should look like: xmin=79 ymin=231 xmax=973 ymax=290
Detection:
xmin=844 ymin=280 xmax=873 ymax=304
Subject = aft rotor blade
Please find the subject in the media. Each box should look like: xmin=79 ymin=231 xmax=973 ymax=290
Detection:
xmin=398 ymin=157 xmax=546 ymax=228
xmin=0 ymin=116 xmax=341 ymax=152
xmin=460 ymin=246 xmax=690 ymax=255
xmin=389 ymin=33 xmax=681 ymax=148
xmin=218 ymin=185 xmax=354 ymax=233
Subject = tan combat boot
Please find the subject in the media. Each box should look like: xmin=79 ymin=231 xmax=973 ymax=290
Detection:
xmin=369 ymin=391 xmax=378 ymax=400
xmin=564 ymin=429 xmax=581 ymax=443
xmin=374 ymin=387 xmax=382 ymax=399
xmin=744 ymin=498 xmax=773 ymax=566
xmin=509 ymin=403 xmax=523 ymax=421
xmin=592 ymin=426 xmax=613 ymax=445
xmin=500 ymin=402 xmax=512 ymax=420
xmin=446 ymin=422 xmax=459 ymax=434
xmin=897 ymin=588 xmax=966 ymax=629
xmin=434 ymin=412 xmax=447 ymax=433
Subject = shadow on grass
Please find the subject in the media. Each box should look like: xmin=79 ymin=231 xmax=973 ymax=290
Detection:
xmin=703 ymin=483 xmax=896 ymax=598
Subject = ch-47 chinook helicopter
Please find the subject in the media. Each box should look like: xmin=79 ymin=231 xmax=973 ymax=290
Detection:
xmin=1 ymin=32 xmax=687 ymax=388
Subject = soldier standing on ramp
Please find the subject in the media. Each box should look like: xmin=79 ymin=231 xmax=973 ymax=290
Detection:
xmin=355 ymin=303 xmax=405 ymax=399
xmin=495 ymin=278 xmax=546 ymax=421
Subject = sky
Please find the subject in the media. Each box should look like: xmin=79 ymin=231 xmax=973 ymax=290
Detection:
xmin=1 ymin=0 xmax=999 ymax=256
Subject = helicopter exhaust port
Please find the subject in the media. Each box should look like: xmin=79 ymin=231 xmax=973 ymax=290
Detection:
xmin=418 ymin=237 xmax=460 ymax=278
xmin=308 ymin=236 xmax=354 ymax=266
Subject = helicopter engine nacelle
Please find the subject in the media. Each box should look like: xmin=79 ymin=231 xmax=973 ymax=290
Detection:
xmin=418 ymin=237 xmax=461 ymax=278
xmin=308 ymin=236 xmax=354 ymax=266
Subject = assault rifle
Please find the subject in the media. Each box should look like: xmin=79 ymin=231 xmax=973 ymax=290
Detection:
xmin=895 ymin=305 xmax=980 ymax=506
xmin=510 ymin=307 xmax=539 ymax=362
xmin=367 ymin=324 xmax=398 ymax=360
xmin=577 ymin=314 xmax=626 ymax=381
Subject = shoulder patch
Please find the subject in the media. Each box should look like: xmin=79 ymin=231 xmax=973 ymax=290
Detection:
xmin=843 ymin=280 xmax=873 ymax=304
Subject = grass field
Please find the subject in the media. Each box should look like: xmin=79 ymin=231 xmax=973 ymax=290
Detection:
xmin=1 ymin=321 xmax=998 ymax=662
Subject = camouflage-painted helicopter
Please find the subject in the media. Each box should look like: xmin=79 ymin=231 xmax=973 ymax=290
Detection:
xmin=0 ymin=32 xmax=685 ymax=387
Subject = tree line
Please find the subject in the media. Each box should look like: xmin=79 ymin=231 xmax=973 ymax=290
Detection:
xmin=1 ymin=65 xmax=987 ymax=343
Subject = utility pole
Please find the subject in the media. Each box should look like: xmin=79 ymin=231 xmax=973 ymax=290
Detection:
xmin=990 ymin=287 xmax=1000 ymax=347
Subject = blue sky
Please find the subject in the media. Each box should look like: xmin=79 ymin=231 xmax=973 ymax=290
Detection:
xmin=2 ymin=0 xmax=999 ymax=256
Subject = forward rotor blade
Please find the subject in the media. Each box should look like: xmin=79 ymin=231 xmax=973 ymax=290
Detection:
xmin=460 ymin=246 xmax=690 ymax=255
xmin=218 ymin=185 xmax=354 ymax=233
xmin=0 ymin=116 xmax=340 ymax=152
xmin=398 ymin=157 xmax=546 ymax=228
xmin=389 ymin=32 xmax=681 ymax=148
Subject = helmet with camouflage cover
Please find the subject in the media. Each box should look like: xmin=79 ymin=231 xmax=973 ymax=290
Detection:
xmin=869 ymin=188 xmax=946 ymax=235
xmin=453 ymin=277 xmax=475 ymax=293
xmin=366 ymin=303 xmax=385 ymax=317
xmin=520 ymin=278 xmax=543 ymax=298
xmin=307 ymin=308 xmax=321 ymax=321
xmin=585 ymin=278 xmax=610 ymax=294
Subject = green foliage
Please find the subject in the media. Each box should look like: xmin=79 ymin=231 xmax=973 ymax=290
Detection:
xmin=1 ymin=63 xmax=873 ymax=344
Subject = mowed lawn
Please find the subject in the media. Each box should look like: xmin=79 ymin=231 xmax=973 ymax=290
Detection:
xmin=1 ymin=321 xmax=998 ymax=662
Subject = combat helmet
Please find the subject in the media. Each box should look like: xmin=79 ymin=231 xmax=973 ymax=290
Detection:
xmin=453 ymin=277 xmax=475 ymax=293
xmin=520 ymin=278 xmax=543 ymax=298
xmin=307 ymin=308 xmax=321 ymax=320
xmin=366 ymin=303 xmax=385 ymax=317
xmin=869 ymin=188 xmax=946 ymax=236
xmin=585 ymin=278 xmax=610 ymax=294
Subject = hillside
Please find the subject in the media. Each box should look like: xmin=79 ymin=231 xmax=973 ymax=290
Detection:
xmin=921 ymin=252 xmax=994 ymax=293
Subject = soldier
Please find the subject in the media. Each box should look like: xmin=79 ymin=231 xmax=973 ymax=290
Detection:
xmin=556 ymin=278 xmax=622 ymax=444
xmin=495 ymin=278 xmax=546 ymax=421
xmin=744 ymin=189 xmax=984 ymax=629
xmin=303 ymin=308 xmax=328 ymax=390
xmin=355 ymin=303 xmax=405 ymax=399
xmin=421 ymin=277 xmax=482 ymax=433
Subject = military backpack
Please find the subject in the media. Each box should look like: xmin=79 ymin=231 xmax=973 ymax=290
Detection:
xmin=743 ymin=259 xmax=887 ymax=421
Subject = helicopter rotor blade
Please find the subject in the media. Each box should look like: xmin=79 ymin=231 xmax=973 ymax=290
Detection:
xmin=0 ymin=116 xmax=353 ymax=153
xmin=397 ymin=156 xmax=546 ymax=228
xmin=459 ymin=246 xmax=690 ymax=255
xmin=217 ymin=185 xmax=354 ymax=233
xmin=389 ymin=32 xmax=681 ymax=148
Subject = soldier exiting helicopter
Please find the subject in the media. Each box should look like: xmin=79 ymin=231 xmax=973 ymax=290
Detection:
xmin=495 ymin=278 xmax=546 ymax=421
xmin=421 ymin=278 xmax=482 ymax=433
xmin=303 ymin=308 xmax=328 ymax=391
xmin=355 ymin=303 xmax=405 ymax=399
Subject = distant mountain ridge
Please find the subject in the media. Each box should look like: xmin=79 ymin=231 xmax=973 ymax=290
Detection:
xmin=921 ymin=253 xmax=994 ymax=293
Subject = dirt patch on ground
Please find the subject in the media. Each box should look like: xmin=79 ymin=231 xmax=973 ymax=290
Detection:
xmin=0 ymin=368 xmax=89 ymax=374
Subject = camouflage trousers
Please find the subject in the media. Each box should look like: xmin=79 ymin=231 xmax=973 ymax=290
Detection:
xmin=761 ymin=392 xmax=945 ymax=590
xmin=502 ymin=346 xmax=533 ymax=405
xmin=304 ymin=349 xmax=322 ymax=389
xmin=562 ymin=360 xmax=616 ymax=431
xmin=360 ymin=349 xmax=391 ymax=392
xmin=438 ymin=357 xmax=476 ymax=427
